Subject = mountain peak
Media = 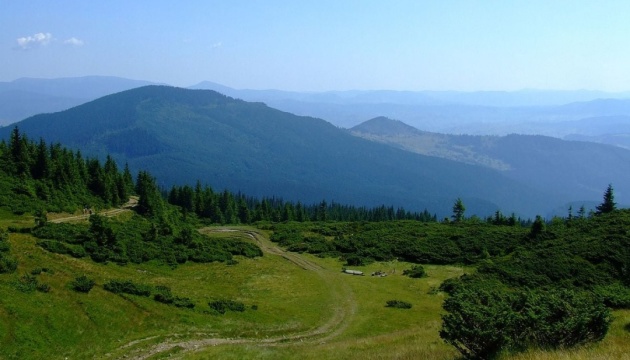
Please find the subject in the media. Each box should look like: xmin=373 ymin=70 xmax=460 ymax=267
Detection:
xmin=351 ymin=116 xmax=421 ymax=136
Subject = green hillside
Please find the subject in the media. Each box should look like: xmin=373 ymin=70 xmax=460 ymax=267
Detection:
xmin=0 ymin=86 xmax=562 ymax=218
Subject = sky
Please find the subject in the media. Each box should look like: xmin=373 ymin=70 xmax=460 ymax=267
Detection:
xmin=2 ymin=0 xmax=630 ymax=92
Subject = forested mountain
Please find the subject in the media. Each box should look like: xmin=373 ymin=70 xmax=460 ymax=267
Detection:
xmin=0 ymin=76 xmax=158 ymax=125
xmin=0 ymin=86 xmax=560 ymax=218
xmin=351 ymin=117 xmax=630 ymax=211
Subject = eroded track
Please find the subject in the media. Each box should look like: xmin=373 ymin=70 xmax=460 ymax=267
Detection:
xmin=111 ymin=227 xmax=356 ymax=360
xmin=50 ymin=197 xmax=138 ymax=223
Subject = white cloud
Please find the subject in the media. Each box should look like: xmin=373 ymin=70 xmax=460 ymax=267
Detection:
xmin=211 ymin=42 xmax=222 ymax=49
xmin=64 ymin=37 xmax=84 ymax=46
xmin=16 ymin=32 xmax=52 ymax=50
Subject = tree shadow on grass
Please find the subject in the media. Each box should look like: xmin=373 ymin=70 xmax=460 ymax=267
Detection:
xmin=624 ymin=323 xmax=630 ymax=333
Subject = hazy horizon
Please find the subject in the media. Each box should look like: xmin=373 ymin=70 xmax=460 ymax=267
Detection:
xmin=3 ymin=1 xmax=630 ymax=92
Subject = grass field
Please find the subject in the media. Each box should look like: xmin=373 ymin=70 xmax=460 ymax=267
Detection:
xmin=1 ymin=215 xmax=629 ymax=360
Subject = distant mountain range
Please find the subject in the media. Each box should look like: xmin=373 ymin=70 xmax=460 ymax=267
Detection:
xmin=4 ymin=76 xmax=630 ymax=148
xmin=191 ymin=81 xmax=630 ymax=141
xmin=190 ymin=81 xmax=630 ymax=107
xmin=0 ymin=85 xmax=574 ymax=219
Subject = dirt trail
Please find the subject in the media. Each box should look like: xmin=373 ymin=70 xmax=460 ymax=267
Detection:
xmin=50 ymin=197 xmax=138 ymax=223
xmin=111 ymin=227 xmax=356 ymax=360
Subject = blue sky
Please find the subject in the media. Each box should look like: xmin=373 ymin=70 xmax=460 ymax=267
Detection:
xmin=2 ymin=0 xmax=630 ymax=91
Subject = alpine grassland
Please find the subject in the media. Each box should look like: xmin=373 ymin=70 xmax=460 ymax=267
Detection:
xmin=0 ymin=219 xmax=463 ymax=359
xmin=3 ymin=213 xmax=630 ymax=359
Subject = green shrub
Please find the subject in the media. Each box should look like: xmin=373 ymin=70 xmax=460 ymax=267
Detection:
xmin=0 ymin=255 xmax=18 ymax=274
xmin=594 ymin=283 xmax=630 ymax=309
xmin=522 ymin=289 xmax=611 ymax=348
xmin=385 ymin=300 xmax=412 ymax=309
xmin=15 ymin=274 xmax=38 ymax=293
xmin=403 ymin=265 xmax=427 ymax=278
xmin=440 ymin=286 xmax=611 ymax=359
xmin=153 ymin=285 xmax=174 ymax=304
xmin=344 ymin=254 xmax=371 ymax=266
xmin=37 ymin=240 xmax=68 ymax=255
xmin=208 ymin=299 xmax=246 ymax=314
xmin=153 ymin=285 xmax=194 ymax=308
xmin=104 ymin=279 xmax=152 ymax=297
xmin=172 ymin=297 xmax=195 ymax=309
xmin=7 ymin=226 xmax=33 ymax=233
xmin=70 ymin=275 xmax=95 ymax=293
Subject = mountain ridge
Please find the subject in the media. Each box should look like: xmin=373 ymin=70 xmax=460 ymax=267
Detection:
xmin=350 ymin=117 xmax=630 ymax=211
xmin=0 ymin=85 xmax=561 ymax=218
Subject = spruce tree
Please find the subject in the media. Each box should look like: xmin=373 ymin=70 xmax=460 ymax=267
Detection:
xmin=451 ymin=198 xmax=466 ymax=222
xmin=596 ymin=184 xmax=616 ymax=215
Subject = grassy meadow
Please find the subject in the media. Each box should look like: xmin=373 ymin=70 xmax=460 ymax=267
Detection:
xmin=1 ymin=213 xmax=630 ymax=360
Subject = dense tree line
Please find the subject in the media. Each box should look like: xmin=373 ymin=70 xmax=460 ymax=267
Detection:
xmin=270 ymin=219 xmax=526 ymax=266
xmin=0 ymin=127 xmax=134 ymax=213
xmin=1 ymin=127 xmax=438 ymax=224
xmin=167 ymin=183 xmax=437 ymax=224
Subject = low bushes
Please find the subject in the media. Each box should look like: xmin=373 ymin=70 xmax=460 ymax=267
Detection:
xmin=103 ymin=279 xmax=152 ymax=297
xmin=403 ymin=265 xmax=427 ymax=278
xmin=70 ymin=275 xmax=95 ymax=293
xmin=208 ymin=299 xmax=246 ymax=314
xmin=385 ymin=300 xmax=412 ymax=309
xmin=153 ymin=286 xmax=195 ymax=308
xmin=0 ymin=230 xmax=17 ymax=274
xmin=15 ymin=274 xmax=50 ymax=293
xmin=0 ymin=256 xmax=17 ymax=274
xmin=594 ymin=283 xmax=630 ymax=309
xmin=440 ymin=286 xmax=611 ymax=359
xmin=32 ymin=217 xmax=263 ymax=267
xmin=37 ymin=240 xmax=88 ymax=258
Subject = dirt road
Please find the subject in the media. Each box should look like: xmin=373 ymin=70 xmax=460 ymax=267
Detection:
xmin=50 ymin=197 xmax=138 ymax=223
xmin=112 ymin=227 xmax=356 ymax=360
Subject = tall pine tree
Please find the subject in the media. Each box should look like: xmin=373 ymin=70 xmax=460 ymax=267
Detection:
xmin=596 ymin=184 xmax=616 ymax=214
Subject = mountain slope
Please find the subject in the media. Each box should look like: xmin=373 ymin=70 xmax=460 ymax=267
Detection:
xmin=351 ymin=117 xmax=630 ymax=209
xmin=0 ymin=86 xmax=562 ymax=217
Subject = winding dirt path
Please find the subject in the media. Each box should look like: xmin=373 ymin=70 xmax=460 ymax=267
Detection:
xmin=111 ymin=227 xmax=356 ymax=360
xmin=50 ymin=197 xmax=138 ymax=224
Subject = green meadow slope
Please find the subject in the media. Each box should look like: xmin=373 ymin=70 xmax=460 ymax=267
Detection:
xmin=2 ymin=214 xmax=630 ymax=360
xmin=0 ymin=211 xmax=463 ymax=359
